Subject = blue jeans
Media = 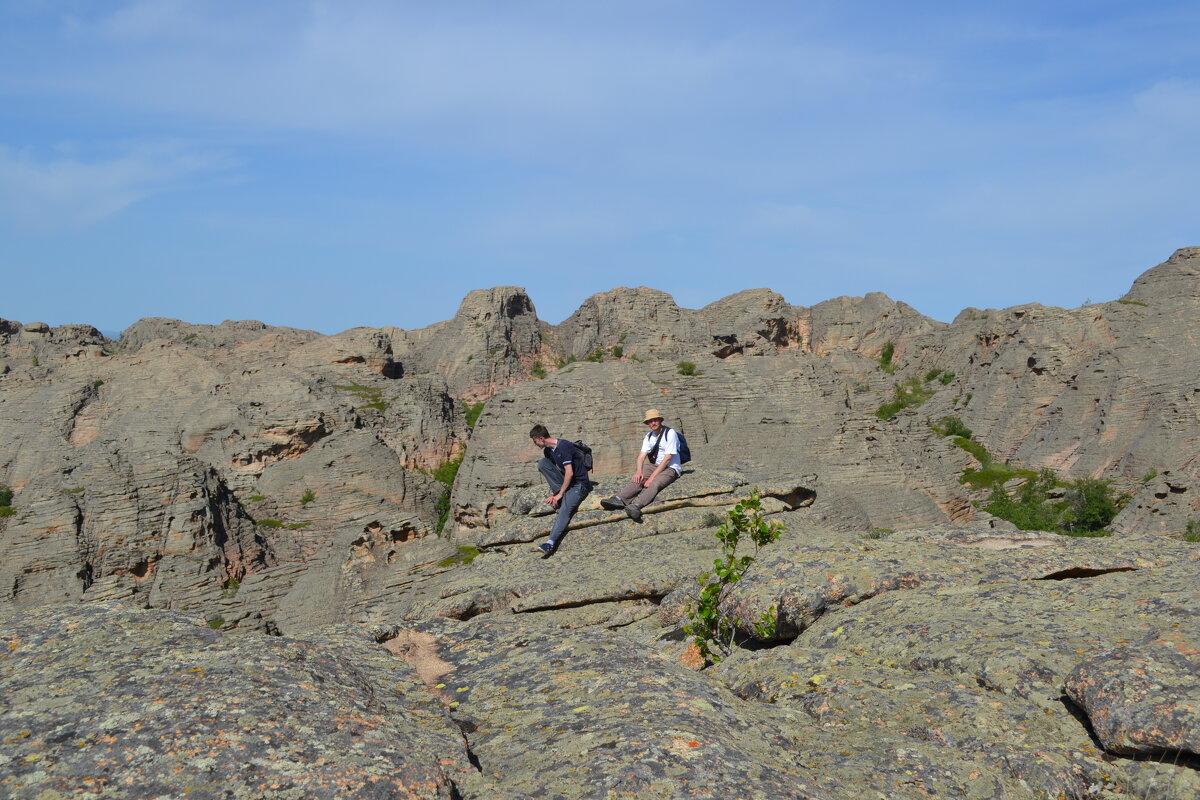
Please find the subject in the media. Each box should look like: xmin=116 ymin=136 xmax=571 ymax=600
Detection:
xmin=538 ymin=458 xmax=590 ymax=547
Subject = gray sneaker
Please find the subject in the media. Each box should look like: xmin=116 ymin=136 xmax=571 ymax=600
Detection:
xmin=625 ymin=505 xmax=642 ymax=522
xmin=600 ymin=496 xmax=626 ymax=511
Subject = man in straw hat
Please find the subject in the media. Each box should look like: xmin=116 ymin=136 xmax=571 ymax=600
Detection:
xmin=600 ymin=409 xmax=682 ymax=522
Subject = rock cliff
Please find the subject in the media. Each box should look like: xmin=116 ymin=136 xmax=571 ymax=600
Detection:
xmin=2 ymin=248 xmax=1199 ymax=798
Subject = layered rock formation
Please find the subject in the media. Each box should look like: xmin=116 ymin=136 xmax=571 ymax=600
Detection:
xmin=2 ymin=247 xmax=1199 ymax=798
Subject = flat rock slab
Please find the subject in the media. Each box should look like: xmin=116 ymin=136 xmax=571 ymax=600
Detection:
xmin=0 ymin=604 xmax=475 ymax=800
xmin=381 ymin=617 xmax=1043 ymax=800
xmin=724 ymin=526 xmax=1191 ymax=641
xmin=401 ymin=528 xmax=722 ymax=625
xmin=1065 ymin=632 xmax=1200 ymax=758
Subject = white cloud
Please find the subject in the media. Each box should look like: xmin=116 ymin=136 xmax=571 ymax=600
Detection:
xmin=0 ymin=142 xmax=233 ymax=230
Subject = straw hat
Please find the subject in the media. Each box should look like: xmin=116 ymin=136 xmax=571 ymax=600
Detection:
xmin=643 ymin=408 xmax=665 ymax=423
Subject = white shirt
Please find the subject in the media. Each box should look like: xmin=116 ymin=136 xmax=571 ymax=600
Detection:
xmin=641 ymin=427 xmax=682 ymax=476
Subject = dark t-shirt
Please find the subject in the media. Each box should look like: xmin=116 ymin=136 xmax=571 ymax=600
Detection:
xmin=547 ymin=439 xmax=589 ymax=487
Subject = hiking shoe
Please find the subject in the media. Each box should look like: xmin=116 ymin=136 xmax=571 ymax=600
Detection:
xmin=600 ymin=496 xmax=626 ymax=511
xmin=538 ymin=542 xmax=557 ymax=557
xmin=625 ymin=505 xmax=643 ymax=522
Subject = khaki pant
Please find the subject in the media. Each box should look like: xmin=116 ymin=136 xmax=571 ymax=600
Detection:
xmin=616 ymin=461 xmax=678 ymax=509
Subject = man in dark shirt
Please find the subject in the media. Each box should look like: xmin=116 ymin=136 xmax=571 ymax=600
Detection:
xmin=529 ymin=424 xmax=591 ymax=556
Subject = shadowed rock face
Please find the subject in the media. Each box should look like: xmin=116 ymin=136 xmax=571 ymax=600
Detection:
xmin=2 ymin=249 xmax=1200 ymax=798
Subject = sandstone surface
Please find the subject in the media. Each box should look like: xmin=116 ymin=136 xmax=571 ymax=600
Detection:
xmin=2 ymin=248 xmax=1200 ymax=797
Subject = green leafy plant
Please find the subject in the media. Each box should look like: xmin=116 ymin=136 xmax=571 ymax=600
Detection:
xmin=677 ymin=361 xmax=701 ymax=376
xmin=1184 ymin=520 xmax=1200 ymax=543
xmin=1116 ymin=299 xmax=1148 ymax=307
xmin=684 ymin=489 xmax=785 ymax=663
xmin=0 ymin=485 xmax=14 ymax=517
xmin=207 ymin=616 xmax=226 ymax=630
xmin=876 ymin=376 xmax=934 ymax=420
xmin=1141 ymin=470 xmax=1158 ymax=483
xmin=222 ymin=577 xmax=241 ymax=598
xmin=464 ymin=402 xmax=485 ymax=429
xmin=531 ymin=363 xmax=547 ymax=379
xmin=255 ymin=518 xmax=284 ymax=528
xmin=92 ymin=379 xmax=104 ymax=389
xmin=583 ymin=348 xmax=605 ymax=363
xmin=610 ymin=345 xmax=623 ymax=359
xmin=30 ymin=356 xmax=39 ymax=367
xmin=300 ymin=489 xmax=316 ymax=506
xmin=877 ymin=341 xmax=896 ymax=373
xmin=247 ymin=494 xmax=267 ymax=502
xmin=285 ymin=521 xmax=312 ymax=530
xmin=422 ymin=454 xmax=464 ymax=535
xmin=930 ymin=416 xmax=972 ymax=439
xmin=984 ymin=470 xmax=1125 ymax=536
xmin=865 ymin=528 xmax=894 ymax=539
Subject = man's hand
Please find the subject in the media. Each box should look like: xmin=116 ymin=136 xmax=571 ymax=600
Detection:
xmin=545 ymin=494 xmax=562 ymax=509
xmin=631 ymin=471 xmax=645 ymax=485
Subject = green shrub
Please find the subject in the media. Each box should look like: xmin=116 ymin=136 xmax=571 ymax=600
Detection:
xmin=0 ymin=506 xmax=14 ymax=518
xmin=255 ymin=518 xmax=284 ymax=528
xmin=677 ymin=361 xmax=701 ymax=377
xmin=285 ymin=521 xmax=312 ymax=530
xmin=984 ymin=469 xmax=1124 ymax=536
xmin=875 ymin=377 xmax=934 ymax=420
xmin=531 ymin=363 xmax=547 ymax=379
xmin=930 ymin=416 xmax=972 ymax=439
xmin=222 ymin=577 xmax=241 ymax=598
xmin=0 ymin=485 xmax=13 ymax=508
xmin=1061 ymin=478 xmax=1123 ymax=534
xmin=865 ymin=528 xmax=894 ymax=539
xmin=684 ymin=489 xmax=785 ymax=663
xmin=423 ymin=454 xmax=464 ymax=535
xmin=1141 ymin=470 xmax=1158 ymax=483
xmin=247 ymin=494 xmax=267 ymax=502
xmin=207 ymin=616 xmax=225 ymax=630
xmin=92 ymin=379 xmax=104 ymax=389
xmin=584 ymin=348 xmax=605 ymax=363
xmin=300 ymin=489 xmax=316 ymax=506
xmin=31 ymin=356 xmax=39 ymax=367
xmin=1116 ymin=299 xmax=1148 ymax=307
xmin=1184 ymin=521 xmax=1200 ymax=543
xmin=877 ymin=341 xmax=896 ymax=373
xmin=610 ymin=345 xmax=623 ymax=359
xmin=464 ymin=402 xmax=485 ymax=429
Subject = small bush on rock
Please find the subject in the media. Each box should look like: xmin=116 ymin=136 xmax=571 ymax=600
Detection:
xmin=677 ymin=361 xmax=701 ymax=377
xmin=684 ymin=489 xmax=784 ymax=663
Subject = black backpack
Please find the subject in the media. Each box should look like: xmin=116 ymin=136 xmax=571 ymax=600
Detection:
xmin=647 ymin=426 xmax=691 ymax=465
xmin=544 ymin=440 xmax=594 ymax=472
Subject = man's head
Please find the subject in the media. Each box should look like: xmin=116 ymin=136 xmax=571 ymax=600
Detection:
xmin=643 ymin=408 xmax=664 ymax=432
xmin=529 ymin=424 xmax=551 ymax=447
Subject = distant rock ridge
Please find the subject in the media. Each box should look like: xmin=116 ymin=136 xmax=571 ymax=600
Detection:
xmin=0 ymin=246 xmax=1198 ymax=631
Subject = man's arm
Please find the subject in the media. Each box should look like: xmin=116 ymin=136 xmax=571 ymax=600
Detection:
xmin=547 ymin=462 xmax=573 ymax=508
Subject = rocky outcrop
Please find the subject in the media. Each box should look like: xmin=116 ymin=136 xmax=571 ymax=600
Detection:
xmin=0 ymin=604 xmax=477 ymax=799
xmin=389 ymin=287 xmax=546 ymax=400
xmin=0 ymin=319 xmax=466 ymax=630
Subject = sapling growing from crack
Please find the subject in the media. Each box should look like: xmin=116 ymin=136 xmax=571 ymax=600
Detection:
xmin=684 ymin=489 xmax=785 ymax=663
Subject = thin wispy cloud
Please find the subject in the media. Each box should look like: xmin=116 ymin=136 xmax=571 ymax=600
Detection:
xmin=0 ymin=1 xmax=1196 ymax=332
xmin=0 ymin=142 xmax=233 ymax=230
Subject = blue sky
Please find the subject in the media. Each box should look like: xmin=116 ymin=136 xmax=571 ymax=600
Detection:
xmin=2 ymin=1 xmax=1197 ymax=335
